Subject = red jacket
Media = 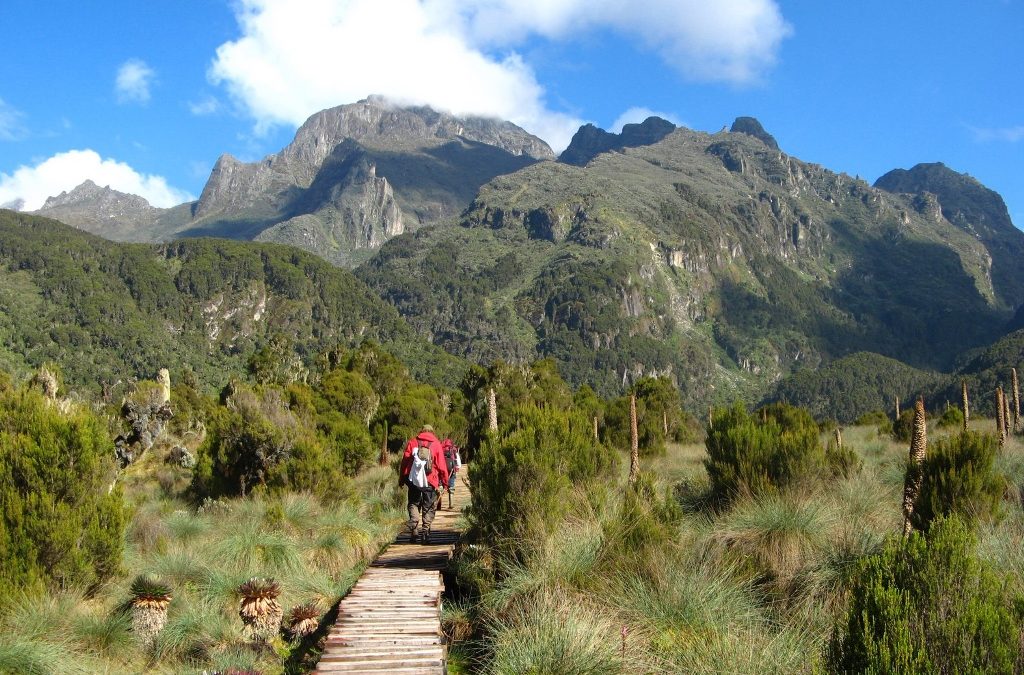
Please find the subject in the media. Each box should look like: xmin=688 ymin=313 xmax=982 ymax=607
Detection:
xmin=398 ymin=430 xmax=449 ymax=490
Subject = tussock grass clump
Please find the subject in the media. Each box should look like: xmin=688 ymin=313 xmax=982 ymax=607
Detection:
xmin=484 ymin=591 xmax=660 ymax=675
xmin=711 ymin=492 xmax=835 ymax=593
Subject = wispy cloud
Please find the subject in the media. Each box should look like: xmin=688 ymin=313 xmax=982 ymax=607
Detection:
xmin=969 ymin=124 xmax=1024 ymax=143
xmin=0 ymin=149 xmax=193 ymax=210
xmin=115 ymin=59 xmax=156 ymax=104
xmin=208 ymin=0 xmax=789 ymax=151
xmin=188 ymin=95 xmax=221 ymax=116
xmin=0 ymin=97 xmax=27 ymax=141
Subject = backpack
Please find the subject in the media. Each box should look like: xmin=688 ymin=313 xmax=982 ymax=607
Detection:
xmin=416 ymin=442 xmax=433 ymax=475
xmin=443 ymin=442 xmax=457 ymax=473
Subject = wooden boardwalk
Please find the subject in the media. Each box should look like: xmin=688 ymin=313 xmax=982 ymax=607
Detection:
xmin=314 ymin=481 xmax=470 ymax=674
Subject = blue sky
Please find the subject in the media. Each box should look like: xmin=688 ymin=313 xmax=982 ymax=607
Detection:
xmin=0 ymin=0 xmax=1021 ymax=227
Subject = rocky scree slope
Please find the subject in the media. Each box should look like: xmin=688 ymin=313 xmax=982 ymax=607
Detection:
xmin=358 ymin=118 xmax=1024 ymax=408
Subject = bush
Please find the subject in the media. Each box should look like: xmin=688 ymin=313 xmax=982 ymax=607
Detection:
xmin=892 ymin=408 xmax=915 ymax=443
xmin=854 ymin=410 xmax=889 ymax=427
xmin=704 ymin=403 xmax=825 ymax=502
xmin=0 ymin=385 xmax=127 ymax=602
xmin=826 ymin=442 xmax=862 ymax=479
xmin=936 ymin=405 xmax=965 ymax=430
xmin=471 ymin=405 xmax=616 ymax=553
xmin=193 ymin=384 xmax=359 ymax=499
xmin=828 ymin=516 xmax=1020 ymax=673
xmin=909 ymin=431 xmax=1005 ymax=532
xmin=603 ymin=377 xmax=696 ymax=456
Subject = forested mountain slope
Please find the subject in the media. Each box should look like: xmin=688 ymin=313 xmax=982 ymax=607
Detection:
xmin=0 ymin=210 xmax=461 ymax=393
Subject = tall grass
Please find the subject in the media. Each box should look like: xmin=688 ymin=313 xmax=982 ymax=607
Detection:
xmin=459 ymin=425 xmax=1024 ymax=674
xmin=1 ymin=484 xmax=403 ymax=673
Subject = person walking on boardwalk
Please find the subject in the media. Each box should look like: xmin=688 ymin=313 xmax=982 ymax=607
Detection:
xmin=441 ymin=437 xmax=462 ymax=510
xmin=398 ymin=424 xmax=449 ymax=544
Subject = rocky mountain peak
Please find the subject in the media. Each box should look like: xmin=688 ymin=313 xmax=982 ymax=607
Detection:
xmin=729 ymin=116 xmax=779 ymax=150
xmin=40 ymin=180 xmax=155 ymax=211
xmin=193 ymin=98 xmax=555 ymax=224
xmin=277 ymin=97 xmax=554 ymax=185
xmin=559 ymin=116 xmax=677 ymax=166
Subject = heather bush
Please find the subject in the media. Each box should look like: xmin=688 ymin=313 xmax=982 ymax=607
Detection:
xmin=892 ymin=408 xmax=915 ymax=443
xmin=470 ymin=405 xmax=616 ymax=554
xmin=0 ymin=385 xmax=127 ymax=603
xmin=828 ymin=516 xmax=1020 ymax=673
xmin=604 ymin=377 xmax=698 ymax=456
xmin=704 ymin=403 xmax=825 ymax=502
xmin=909 ymin=430 xmax=1005 ymax=532
xmin=936 ymin=405 xmax=965 ymax=429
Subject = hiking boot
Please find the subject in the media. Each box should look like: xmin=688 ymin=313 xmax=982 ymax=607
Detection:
xmin=408 ymin=528 xmax=419 ymax=544
xmin=421 ymin=529 xmax=431 ymax=545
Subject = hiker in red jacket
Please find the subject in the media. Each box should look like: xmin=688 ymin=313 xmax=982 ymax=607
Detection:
xmin=398 ymin=424 xmax=449 ymax=544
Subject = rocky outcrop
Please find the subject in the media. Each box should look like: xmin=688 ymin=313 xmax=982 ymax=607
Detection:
xmin=255 ymin=142 xmax=405 ymax=266
xmin=729 ymin=116 xmax=779 ymax=150
xmin=560 ymin=117 xmax=677 ymax=166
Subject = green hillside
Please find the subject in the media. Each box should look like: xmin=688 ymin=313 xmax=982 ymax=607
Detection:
xmin=358 ymin=125 xmax=1022 ymax=409
xmin=0 ymin=210 xmax=462 ymax=393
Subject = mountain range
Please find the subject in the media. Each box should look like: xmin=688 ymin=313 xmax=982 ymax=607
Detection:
xmin=17 ymin=97 xmax=1024 ymax=418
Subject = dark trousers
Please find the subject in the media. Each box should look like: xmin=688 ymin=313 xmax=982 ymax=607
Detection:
xmin=406 ymin=483 xmax=437 ymax=534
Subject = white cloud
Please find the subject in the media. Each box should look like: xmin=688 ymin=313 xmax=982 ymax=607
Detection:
xmin=0 ymin=98 xmax=27 ymax=141
xmin=208 ymin=0 xmax=789 ymax=151
xmin=610 ymin=107 xmax=683 ymax=133
xmin=439 ymin=0 xmax=791 ymax=82
xmin=0 ymin=149 xmax=193 ymax=211
xmin=115 ymin=59 xmax=156 ymax=104
xmin=970 ymin=125 xmax=1024 ymax=143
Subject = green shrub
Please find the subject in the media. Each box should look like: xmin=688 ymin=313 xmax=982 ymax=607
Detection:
xmin=704 ymin=403 xmax=825 ymax=502
xmin=892 ymin=408 xmax=915 ymax=443
xmin=317 ymin=412 xmax=375 ymax=477
xmin=471 ymin=405 xmax=616 ymax=553
xmin=826 ymin=442 xmax=862 ymax=479
xmin=828 ymin=516 xmax=1020 ymax=674
xmin=603 ymin=377 xmax=696 ymax=456
xmin=936 ymin=405 xmax=965 ymax=430
xmin=0 ymin=386 xmax=127 ymax=602
xmin=854 ymin=410 xmax=889 ymax=427
xmin=193 ymin=384 xmax=359 ymax=498
xmin=909 ymin=431 xmax=1005 ymax=532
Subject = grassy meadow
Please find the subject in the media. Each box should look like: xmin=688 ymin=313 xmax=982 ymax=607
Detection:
xmin=0 ymin=446 xmax=405 ymax=674
xmin=446 ymin=416 xmax=1024 ymax=674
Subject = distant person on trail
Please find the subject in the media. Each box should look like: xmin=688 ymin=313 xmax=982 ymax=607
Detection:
xmin=441 ymin=438 xmax=462 ymax=510
xmin=398 ymin=425 xmax=449 ymax=544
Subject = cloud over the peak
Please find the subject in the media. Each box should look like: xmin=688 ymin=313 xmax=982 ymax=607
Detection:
xmin=115 ymin=59 xmax=156 ymax=104
xmin=0 ymin=149 xmax=193 ymax=211
xmin=209 ymin=0 xmax=788 ymax=150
